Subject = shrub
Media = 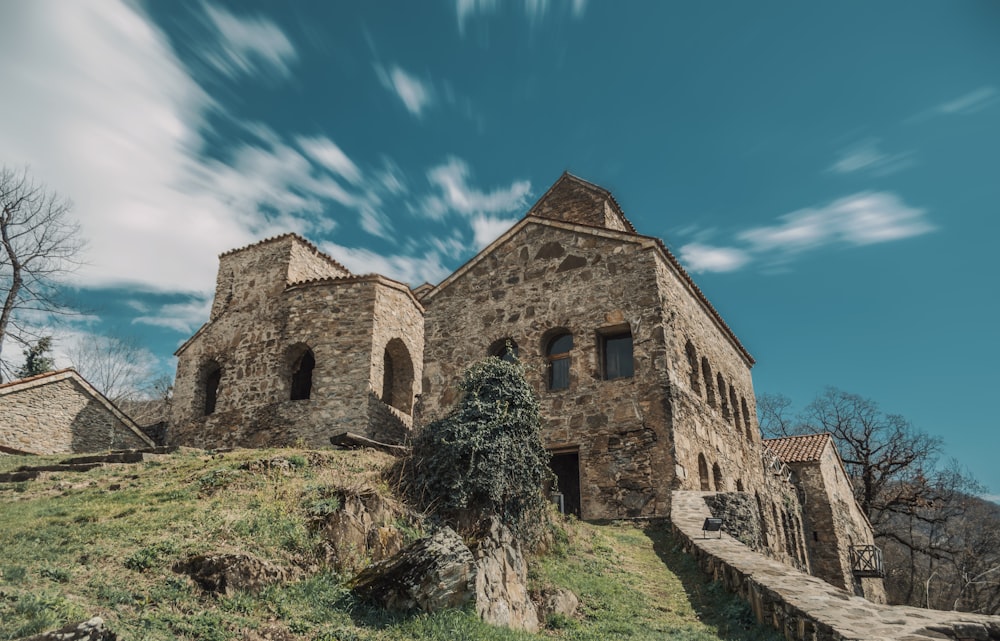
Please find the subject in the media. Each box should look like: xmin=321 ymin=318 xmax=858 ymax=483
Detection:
xmin=408 ymin=356 xmax=552 ymax=543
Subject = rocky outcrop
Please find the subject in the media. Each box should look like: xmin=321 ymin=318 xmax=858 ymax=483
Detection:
xmin=173 ymin=553 xmax=288 ymax=595
xmin=311 ymin=490 xmax=411 ymax=574
xmin=18 ymin=617 xmax=115 ymax=641
xmin=535 ymin=588 xmax=579 ymax=624
xmin=352 ymin=526 xmax=475 ymax=612
xmin=473 ymin=518 xmax=539 ymax=632
xmin=351 ymin=519 xmax=543 ymax=633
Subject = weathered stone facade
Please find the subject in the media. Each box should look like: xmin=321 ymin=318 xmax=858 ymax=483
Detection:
xmin=0 ymin=369 xmax=153 ymax=454
xmin=169 ymin=173 xmax=885 ymax=600
xmin=170 ymin=234 xmax=423 ymax=448
xmin=766 ymin=433 xmax=887 ymax=603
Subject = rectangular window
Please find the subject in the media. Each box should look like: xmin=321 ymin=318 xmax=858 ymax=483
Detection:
xmin=602 ymin=332 xmax=633 ymax=380
xmin=549 ymin=357 xmax=570 ymax=390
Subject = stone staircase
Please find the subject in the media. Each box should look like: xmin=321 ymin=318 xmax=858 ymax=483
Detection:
xmin=0 ymin=447 xmax=177 ymax=483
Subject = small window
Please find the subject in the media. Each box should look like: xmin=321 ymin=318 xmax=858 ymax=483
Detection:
xmin=601 ymin=331 xmax=634 ymax=380
xmin=702 ymin=358 xmax=716 ymax=407
xmin=202 ymin=362 xmax=221 ymax=416
xmin=290 ymin=349 xmax=315 ymax=401
xmin=546 ymin=332 xmax=573 ymax=390
xmin=488 ymin=338 xmax=519 ymax=363
xmin=685 ymin=340 xmax=700 ymax=392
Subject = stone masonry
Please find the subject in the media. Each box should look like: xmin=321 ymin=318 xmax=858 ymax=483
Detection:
xmin=169 ymin=172 xmax=885 ymax=602
xmin=0 ymin=369 xmax=153 ymax=454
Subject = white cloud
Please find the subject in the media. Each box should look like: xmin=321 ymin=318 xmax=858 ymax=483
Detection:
xmin=297 ymin=136 xmax=363 ymax=185
xmin=828 ymin=139 xmax=914 ymax=177
xmin=678 ymin=243 xmax=751 ymax=273
xmin=416 ymin=157 xmax=531 ymax=220
xmin=201 ymin=2 xmax=298 ymax=80
xmin=938 ymin=86 xmax=998 ymax=115
xmin=677 ymin=192 xmax=934 ymax=274
xmin=321 ymin=242 xmax=451 ymax=287
xmin=375 ymin=64 xmax=434 ymax=117
xmin=132 ymin=297 xmax=213 ymax=334
xmin=471 ymin=214 xmax=518 ymax=249
xmin=740 ymin=192 xmax=935 ymax=252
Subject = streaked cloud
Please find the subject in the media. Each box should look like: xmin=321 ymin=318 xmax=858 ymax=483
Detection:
xmin=678 ymin=243 xmax=751 ymax=274
xmin=133 ymin=297 xmax=213 ymax=334
xmin=297 ymin=136 xmax=363 ymax=185
xmin=938 ymin=86 xmax=998 ymax=115
xmin=456 ymin=0 xmax=588 ymax=33
xmin=828 ymin=139 xmax=914 ymax=177
xmin=415 ymin=157 xmax=531 ymax=220
xmin=321 ymin=242 xmax=452 ymax=287
xmin=678 ymin=192 xmax=935 ymax=273
xmin=201 ymin=2 xmax=298 ymax=80
xmin=375 ymin=64 xmax=434 ymax=117
xmin=471 ymin=214 xmax=519 ymax=249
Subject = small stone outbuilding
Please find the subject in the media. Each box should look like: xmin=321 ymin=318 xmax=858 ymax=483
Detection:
xmin=0 ymin=369 xmax=154 ymax=454
xmin=765 ymin=433 xmax=887 ymax=603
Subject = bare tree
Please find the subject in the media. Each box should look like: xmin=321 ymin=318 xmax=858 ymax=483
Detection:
xmin=800 ymin=387 xmax=943 ymax=523
xmin=0 ymin=165 xmax=84 ymax=381
xmin=67 ymin=333 xmax=156 ymax=403
xmin=757 ymin=391 xmax=798 ymax=438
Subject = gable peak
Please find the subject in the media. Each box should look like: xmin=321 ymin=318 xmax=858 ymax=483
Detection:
xmin=526 ymin=172 xmax=636 ymax=233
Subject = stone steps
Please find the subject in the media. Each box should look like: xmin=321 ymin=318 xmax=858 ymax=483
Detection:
xmin=0 ymin=446 xmax=179 ymax=484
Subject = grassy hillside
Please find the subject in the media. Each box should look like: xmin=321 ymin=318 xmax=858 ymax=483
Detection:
xmin=0 ymin=448 xmax=780 ymax=641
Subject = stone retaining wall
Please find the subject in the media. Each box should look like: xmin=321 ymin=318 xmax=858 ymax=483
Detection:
xmin=671 ymin=491 xmax=1000 ymax=641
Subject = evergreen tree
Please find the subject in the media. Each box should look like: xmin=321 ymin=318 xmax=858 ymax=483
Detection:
xmin=17 ymin=336 xmax=55 ymax=378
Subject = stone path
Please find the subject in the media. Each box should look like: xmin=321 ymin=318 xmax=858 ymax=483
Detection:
xmin=671 ymin=491 xmax=1000 ymax=641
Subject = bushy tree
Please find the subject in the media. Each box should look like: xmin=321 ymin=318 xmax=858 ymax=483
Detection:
xmin=408 ymin=356 xmax=552 ymax=543
xmin=16 ymin=335 xmax=55 ymax=378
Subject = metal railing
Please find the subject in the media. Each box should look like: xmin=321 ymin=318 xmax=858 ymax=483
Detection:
xmin=849 ymin=544 xmax=885 ymax=578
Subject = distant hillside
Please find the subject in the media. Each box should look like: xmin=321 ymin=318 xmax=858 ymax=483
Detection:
xmin=0 ymin=448 xmax=781 ymax=641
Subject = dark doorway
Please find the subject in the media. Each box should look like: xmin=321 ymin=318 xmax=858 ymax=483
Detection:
xmin=549 ymin=451 xmax=581 ymax=518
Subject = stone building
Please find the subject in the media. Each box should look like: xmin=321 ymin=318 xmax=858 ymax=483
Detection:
xmin=170 ymin=233 xmax=423 ymax=449
xmin=765 ymin=433 xmax=887 ymax=602
xmin=0 ymin=369 xmax=153 ymax=454
xmin=169 ymin=172 xmax=883 ymax=598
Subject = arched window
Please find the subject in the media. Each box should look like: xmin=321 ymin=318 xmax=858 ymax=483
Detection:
xmin=717 ymin=373 xmax=730 ymax=420
xmin=701 ymin=358 xmax=716 ymax=407
xmin=382 ymin=338 xmax=414 ymax=414
xmin=545 ymin=331 xmax=573 ymax=390
xmin=741 ymin=397 xmax=754 ymax=441
xmin=712 ymin=462 xmax=724 ymax=492
xmin=685 ymin=340 xmax=700 ymax=393
xmin=736 ymin=479 xmax=744 ymax=492
xmin=729 ymin=385 xmax=740 ymax=430
xmin=199 ymin=360 xmax=222 ymax=416
xmin=697 ymin=453 xmax=710 ymax=491
xmin=488 ymin=338 xmax=519 ymax=363
xmin=290 ymin=348 xmax=315 ymax=401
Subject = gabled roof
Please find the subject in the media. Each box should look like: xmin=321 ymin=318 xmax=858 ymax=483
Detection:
xmin=526 ymin=172 xmax=637 ymax=233
xmin=423 ymin=173 xmax=755 ymax=366
xmin=764 ymin=433 xmax=833 ymax=463
xmin=0 ymin=369 xmax=155 ymax=447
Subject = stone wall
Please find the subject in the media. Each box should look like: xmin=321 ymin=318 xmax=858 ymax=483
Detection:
xmin=421 ymin=220 xmax=673 ymax=520
xmin=791 ymin=444 xmax=887 ymax=603
xmin=672 ymin=490 xmax=1000 ymax=641
xmin=171 ymin=236 xmax=423 ymax=449
xmin=0 ymin=374 xmax=149 ymax=454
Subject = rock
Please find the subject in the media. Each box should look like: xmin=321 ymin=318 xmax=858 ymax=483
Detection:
xmin=472 ymin=518 xmax=539 ymax=633
xmin=173 ymin=553 xmax=287 ymax=594
xmin=535 ymin=587 xmax=579 ymax=623
xmin=19 ymin=617 xmax=115 ymax=640
xmin=352 ymin=526 xmax=475 ymax=612
xmin=314 ymin=490 xmax=409 ymax=573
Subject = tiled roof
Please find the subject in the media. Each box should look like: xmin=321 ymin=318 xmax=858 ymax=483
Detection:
xmin=764 ymin=433 xmax=832 ymax=463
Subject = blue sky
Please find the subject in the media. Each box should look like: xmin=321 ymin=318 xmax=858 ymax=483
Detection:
xmin=1 ymin=1 xmax=997 ymax=496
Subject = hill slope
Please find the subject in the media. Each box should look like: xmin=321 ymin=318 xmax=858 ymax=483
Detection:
xmin=0 ymin=448 xmax=780 ymax=641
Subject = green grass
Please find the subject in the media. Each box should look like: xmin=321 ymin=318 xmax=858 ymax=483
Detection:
xmin=0 ymin=448 xmax=781 ymax=641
